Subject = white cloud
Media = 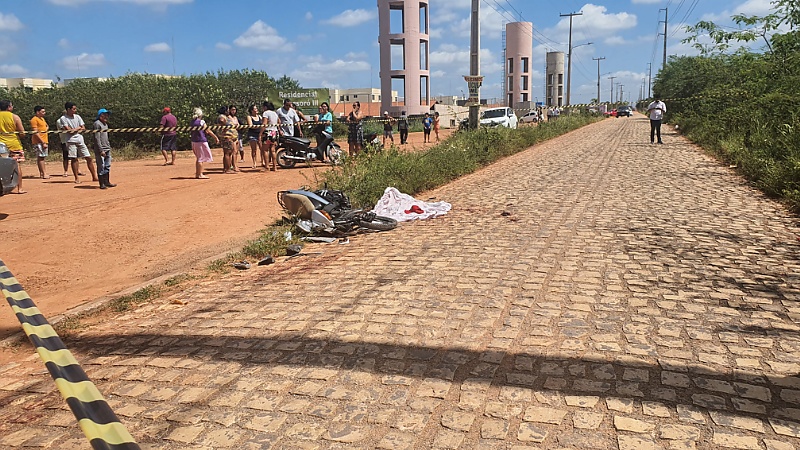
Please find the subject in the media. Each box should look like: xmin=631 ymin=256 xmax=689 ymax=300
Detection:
xmin=701 ymin=0 xmax=778 ymax=22
xmin=290 ymin=55 xmax=371 ymax=86
xmin=215 ymin=42 xmax=232 ymax=50
xmin=430 ymin=45 xmax=503 ymax=75
xmin=345 ymin=51 xmax=368 ymax=60
xmin=305 ymin=12 xmax=313 ymax=21
xmin=430 ymin=0 xmax=471 ymax=25
xmin=0 ymin=13 xmax=23 ymax=31
xmin=0 ymin=64 xmax=29 ymax=76
xmin=61 ymin=53 xmax=108 ymax=70
xmin=322 ymin=9 xmax=376 ymax=27
xmin=233 ymin=21 xmax=293 ymax=52
xmin=450 ymin=6 xmax=507 ymax=40
xmin=733 ymin=0 xmax=776 ymax=16
xmin=57 ymin=38 xmax=70 ymax=49
xmin=144 ymin=42 xmax=171 ymax=52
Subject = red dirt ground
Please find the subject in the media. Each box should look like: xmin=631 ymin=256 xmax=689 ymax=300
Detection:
xmin=0 ymin=130 xmax=451 ymax=343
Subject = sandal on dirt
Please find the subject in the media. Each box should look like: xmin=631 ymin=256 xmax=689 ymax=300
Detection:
xmin=232 ymin=261 xmax=251 ymax=270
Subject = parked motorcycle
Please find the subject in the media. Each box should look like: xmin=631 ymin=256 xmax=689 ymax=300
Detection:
xmin=276 ymin=124 xmax=343 ymax=169
xmin=278 ymin=187 xmax=397 ymax=235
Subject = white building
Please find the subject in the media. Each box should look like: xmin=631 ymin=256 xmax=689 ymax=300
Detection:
xmin=0 ymin=77 xmax=55 ymax=91
xmin=329 ymin=88 xmax=399 ymax=104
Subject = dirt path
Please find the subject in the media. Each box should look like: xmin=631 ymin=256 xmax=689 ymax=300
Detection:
xmin=0 ymin=130 xmax=451 ymax=340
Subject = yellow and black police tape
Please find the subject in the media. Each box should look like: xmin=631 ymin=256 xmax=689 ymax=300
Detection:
xmin=3 ymin=118 xmax=426 ymax=136
xmin=0 ymin=259 xmax=140 ymax=450
xmin=0 ymin=91 xmax=754 ymax=137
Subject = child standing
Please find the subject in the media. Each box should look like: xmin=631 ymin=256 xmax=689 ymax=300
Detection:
xmin=422 ymin=112 xmax=433 ymax=143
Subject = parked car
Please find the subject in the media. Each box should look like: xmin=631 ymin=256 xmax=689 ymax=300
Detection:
xmin=520 ymin=110 xmax=540 ymax=124
xmin=603 ymin=109 xmax=617 ymax=118
xmin=480 ymin=107 xmax=518 ymax=129
xmin=616 ymin=106 xmax=633 ymax=117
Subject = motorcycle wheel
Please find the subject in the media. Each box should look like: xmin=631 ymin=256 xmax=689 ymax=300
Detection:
xmin=327 ymin=144 xmax=343 ymax=165
xmin=358 ymin=215 xmax=398 ymax=231
xmin=276 ymin=149 xmax=296 ymax=168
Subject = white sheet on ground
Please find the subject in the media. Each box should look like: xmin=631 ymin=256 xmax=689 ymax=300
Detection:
xmin=372 ymin=187 xmax=452 ymax=222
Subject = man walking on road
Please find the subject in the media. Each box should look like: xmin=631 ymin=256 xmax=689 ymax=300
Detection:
xmin=647 ymin=95 xmax=667 ymax=144
xmin=160 ymin=107 xmax=178 ymax=165
xmin=58 ymin=102 xmax=98 ymax=184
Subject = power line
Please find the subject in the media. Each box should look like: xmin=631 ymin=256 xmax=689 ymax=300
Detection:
xmin=500 ymin=0 xmax=524 ymax=21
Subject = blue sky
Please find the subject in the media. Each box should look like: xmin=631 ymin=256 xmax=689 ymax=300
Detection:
xmin=0 ymin=0 xmax=779 ymax=105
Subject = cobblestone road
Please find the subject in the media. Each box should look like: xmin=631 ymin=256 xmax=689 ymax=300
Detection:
xmin=3 ymin=116 xmax=800 ymax=449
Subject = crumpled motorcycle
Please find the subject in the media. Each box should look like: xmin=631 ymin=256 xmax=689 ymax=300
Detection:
xmin=278 ymin=187 xmax=397 ymax=235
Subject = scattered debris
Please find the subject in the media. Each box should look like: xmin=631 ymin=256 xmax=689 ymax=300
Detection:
xmin=170 ymin=298 xmax=188 ymax=305
xmin=232 ymin=261 xmax=251 ymax=270
xmin=286 ymin=244 xmax=303 ymax=256
xmin=257 ymin=255 xmax=275 ymax=266
xmin=302 ymin=236 xmax=338 ymax=243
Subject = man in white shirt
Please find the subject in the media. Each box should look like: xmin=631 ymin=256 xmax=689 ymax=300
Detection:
xmin=276 ymin=99 xmax=301 ymax=137
xmin=647 ymin=96 xmax=667 ymax=144
xmin=58 ymin=102 xmax=98 ymax=184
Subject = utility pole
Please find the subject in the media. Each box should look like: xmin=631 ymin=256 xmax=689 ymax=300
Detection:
xmin=618 ymin=84 xmax=624 ymax=104
xmin=561 ymin=11 xmax=582 ymax=106
xmin=468 ymin=0 xmax=481 ymax=129
xmin=647 ymin=62 xmax=652 ymax=98
xmin=608 ymin=75 xmax=616 ymax=105
xmin=660 ymin=7 xmax=668 ymax=71
xmin=592 ymin=57 xmax=605 ymax=105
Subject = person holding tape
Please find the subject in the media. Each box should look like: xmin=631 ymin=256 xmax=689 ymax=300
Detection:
xmin=0 ymin=99 xmax=26 ymax=193
xmin=58 ymin=102 xmax=98 ymax=184
xmin=30 ymin=105 xmax=49 ymax=179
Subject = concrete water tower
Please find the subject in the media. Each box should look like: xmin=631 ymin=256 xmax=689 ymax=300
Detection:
xmin=546 ymin=51 xmax=565 ymax=107
xmin=377 ymin=0 xmax=430 ymax=116
xmin=504 ymin=22 xmax=533 ymax=109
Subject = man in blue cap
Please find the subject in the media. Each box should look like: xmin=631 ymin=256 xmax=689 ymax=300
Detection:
xmin=93 ymin=108 xmax=116 ymax=189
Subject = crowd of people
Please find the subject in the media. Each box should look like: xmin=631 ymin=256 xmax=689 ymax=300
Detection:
xmin=0 ymin=97 xmax=447 ymax=190
xmin=0 ymin=99 xmax=115 ymax=192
